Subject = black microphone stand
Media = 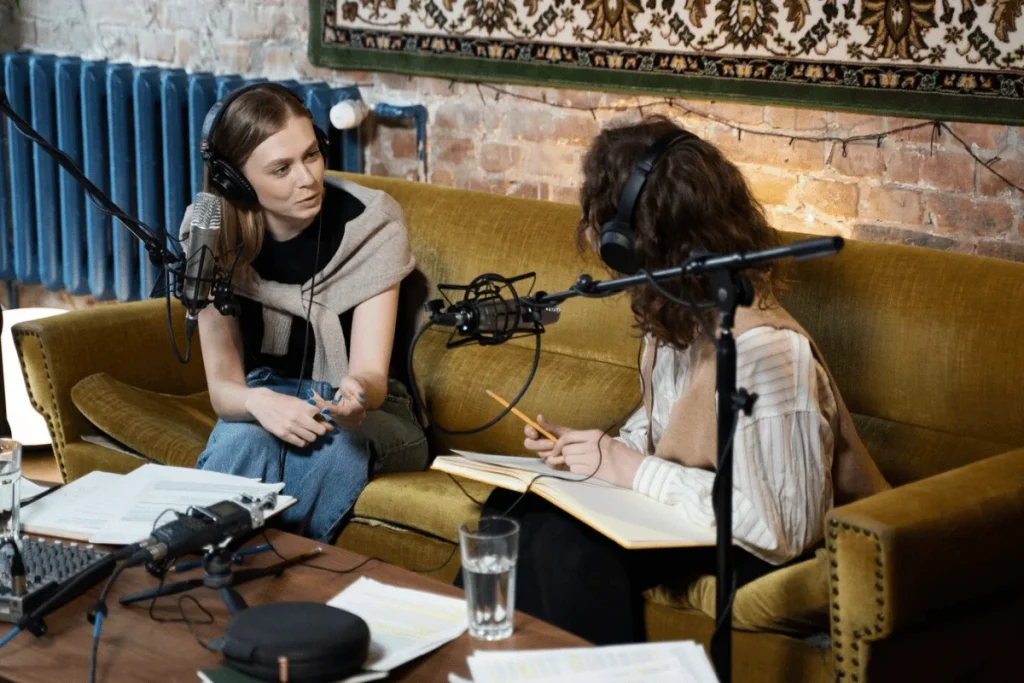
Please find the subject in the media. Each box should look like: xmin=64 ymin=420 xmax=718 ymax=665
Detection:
xmin=0 ymin=86 xmax=180 ymax=271
xmin=505 ymin=236 xmax=844 ymax=683
xmin=1 ymin=85 xmax=239 ymax=359
xmin=119 ymin=541 xmax=319 ymax=615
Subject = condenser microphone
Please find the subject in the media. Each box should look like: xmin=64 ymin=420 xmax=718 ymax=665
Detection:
xmin=181 ymin=192 xmax=222 ymax=340
xmin=432 ymin=297 xmax=561 ymax=337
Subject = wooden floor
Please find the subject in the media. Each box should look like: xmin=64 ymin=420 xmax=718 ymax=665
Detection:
xmin=22 ymin=446 xmax=60 ymax=484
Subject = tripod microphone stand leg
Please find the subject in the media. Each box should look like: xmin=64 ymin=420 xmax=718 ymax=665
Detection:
xmin=208 ymin=548 xmax=322 ymax=614
xmin=203 ymin=551 xmax=251 ymax=614
xmin=228 ymin=547 xmax=323 ymax=584
xmin=120 ymin=544 xmax=241 ymax=606
xmin=219 ymin=587 xmax=248 ymax=615
xmin=119 ymin=577 xmax=206 ymax=606
xmin=121 ymin=547 xmax=321 ymax=611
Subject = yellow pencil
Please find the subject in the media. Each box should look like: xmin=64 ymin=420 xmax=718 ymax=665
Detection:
xmin=485 ymin=389 xmax=559 ymax=442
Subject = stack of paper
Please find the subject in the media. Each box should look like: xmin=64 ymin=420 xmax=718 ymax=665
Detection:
xmin=328 ymin=577 xmax=467 ymax=673
xmin=19 ymin=464 xmax=295 ymax=544
xmin=453 ymin=641 xmax=719 ymax=683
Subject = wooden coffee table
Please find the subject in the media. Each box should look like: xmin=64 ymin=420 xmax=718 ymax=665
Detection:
xmin=0 ymin=530 xmax=588 ymax=682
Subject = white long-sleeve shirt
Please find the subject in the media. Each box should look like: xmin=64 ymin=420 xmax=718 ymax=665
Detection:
xmin=616 ymin=327 xmax=837 ymax=565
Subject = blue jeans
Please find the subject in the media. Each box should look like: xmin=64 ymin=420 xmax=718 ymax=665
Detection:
xmin=196 ymin=367 xmax=429 ymax=542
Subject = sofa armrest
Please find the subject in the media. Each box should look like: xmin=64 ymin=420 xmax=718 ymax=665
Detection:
xmin=13 ymin=298 xmax=208 ymax=481
xmin=826 ymin=447 xmax=1024 ymax=681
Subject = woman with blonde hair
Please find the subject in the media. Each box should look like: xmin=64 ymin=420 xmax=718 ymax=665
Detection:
xmin=181 ymin=83 xmax=428 ymax=542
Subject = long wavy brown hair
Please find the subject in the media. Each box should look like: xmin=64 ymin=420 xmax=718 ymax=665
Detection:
xmin=204 ymin=83 xmax=316 ymax=275
xmin=578 ymin=115 xmax=784 ymax=350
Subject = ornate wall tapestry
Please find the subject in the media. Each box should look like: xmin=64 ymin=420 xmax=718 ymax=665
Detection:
xmin=308 ymin=1 xmax=1024 ymax=123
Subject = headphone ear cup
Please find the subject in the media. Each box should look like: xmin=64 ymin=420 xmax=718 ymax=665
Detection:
xmin=208 ymin=158 xmax=258 ymax=206
xmin=599 ymin=219 xmax=638 ymax=275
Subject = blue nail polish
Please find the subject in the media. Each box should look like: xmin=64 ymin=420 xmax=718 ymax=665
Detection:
xmin=359 ymin=393 xmax=365 ymax=400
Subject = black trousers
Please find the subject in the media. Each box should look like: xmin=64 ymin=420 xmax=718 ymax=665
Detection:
xmin=456 ymin=489 xmax=780 ymax=645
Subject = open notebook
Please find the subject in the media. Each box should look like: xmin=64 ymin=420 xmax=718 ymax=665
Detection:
xmin=431 ymin=451 xmax=716 ymax=550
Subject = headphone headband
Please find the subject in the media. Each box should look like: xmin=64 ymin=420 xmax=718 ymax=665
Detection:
xmin=200 ymin=83 xmax=309 ymax=160
xmin=599 ymin=129 xmax=695 ymax=274
xmin=615 ymin=130 xmax=693 ymax=226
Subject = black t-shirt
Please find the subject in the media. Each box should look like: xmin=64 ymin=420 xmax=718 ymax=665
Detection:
xmin=238 ymin=183 xmax=365 ymax=380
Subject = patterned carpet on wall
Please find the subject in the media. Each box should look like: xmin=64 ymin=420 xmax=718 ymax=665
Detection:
xmin=310 ymin=0 xmax=1024 ymax=123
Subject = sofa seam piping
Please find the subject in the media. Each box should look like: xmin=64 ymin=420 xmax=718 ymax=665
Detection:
xmin=13 ymin=329 xmax=67 ymax=482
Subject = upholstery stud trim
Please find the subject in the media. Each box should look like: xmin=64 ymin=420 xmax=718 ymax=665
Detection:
xmin=830 ymin=519 xmax=886 ymax=682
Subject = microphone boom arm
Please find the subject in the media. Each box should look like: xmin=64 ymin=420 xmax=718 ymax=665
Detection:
xmin=0 ymin=86 xmax=182 ymax=270
xmin=528 ymin=237 xmax=843 ymax=307
xmin=1 ymin=84 xmax=238 ymax=363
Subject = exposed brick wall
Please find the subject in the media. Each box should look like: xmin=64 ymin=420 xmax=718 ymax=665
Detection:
xmin=2 ymin=0 xmax=1023 ymax=283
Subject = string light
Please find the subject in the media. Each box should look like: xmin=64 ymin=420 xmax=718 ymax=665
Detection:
xmin=449 ymin=80 xmax=1023 ymax=195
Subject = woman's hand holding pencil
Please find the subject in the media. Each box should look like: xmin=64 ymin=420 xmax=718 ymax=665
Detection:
xmin=485 ymin=388 xmax=646 ymax=488
xmin=484 ymin=389 xmax=558 ymax=443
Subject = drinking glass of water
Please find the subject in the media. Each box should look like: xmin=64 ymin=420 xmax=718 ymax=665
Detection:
xmin=459 ymin=515 xmax=519 ymax=641
xmin=0 ymin=439 xmax=22 ymax=540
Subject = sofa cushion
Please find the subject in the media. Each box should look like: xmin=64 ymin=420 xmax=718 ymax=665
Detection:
xmin=338 ymin=520 xmax=462 ymax=583
xmin=71 ymin=373 xmax=216 ymax=468
xmin=60 ymin=441 xmax=154 ymax=482
xmin=412 ymin=325 xmax=643 ymax=461
xmin=852 ymin=413 xmax=1009 ymax=486
xmin=775 ymin=236 xmax=1024 ymax=460
xmin=352 ymin=470 xmax=494 ymax=544
xmin=646 ymin=549 xmax=832 ymax=637
xmin=643 ymin=602 xmax=835 ymax=683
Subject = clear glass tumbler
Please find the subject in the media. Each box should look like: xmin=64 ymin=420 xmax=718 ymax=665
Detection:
xmin=459 ymin=516 xmax=520 ymax=641
xmin=0 ymin=439 xmax=22 ymax=540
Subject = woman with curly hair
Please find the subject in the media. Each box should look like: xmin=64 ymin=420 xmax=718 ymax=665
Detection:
xmin=477 ymin=116 xmax=890 ymax=645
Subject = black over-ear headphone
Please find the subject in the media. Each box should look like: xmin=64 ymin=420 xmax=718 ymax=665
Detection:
xmin=200 ymin=83 xmax=330 ymax=207
xmin=599 ymin=129 xmax=695 ymax=275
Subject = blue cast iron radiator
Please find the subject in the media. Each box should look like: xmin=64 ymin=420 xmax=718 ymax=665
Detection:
xmin=0 ymin=52 xmax=365 ymax=302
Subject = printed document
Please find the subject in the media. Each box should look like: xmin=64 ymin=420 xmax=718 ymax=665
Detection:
xmin=21 ymin=464 xmax=293 ymax=544
xmin=328 ymin=577 xmax=467 ymax=673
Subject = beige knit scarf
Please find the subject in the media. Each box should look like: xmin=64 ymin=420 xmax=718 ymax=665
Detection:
xmin=180 ymin=177 xmax=416 ymax=387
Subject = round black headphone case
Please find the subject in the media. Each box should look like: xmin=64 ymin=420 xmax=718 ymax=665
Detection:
xmin=213 ymin=602 xmax=370 ymax=682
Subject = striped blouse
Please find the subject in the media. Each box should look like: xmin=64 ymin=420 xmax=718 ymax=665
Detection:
xmin=616 ymin=327 xmax=837 ymax=565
